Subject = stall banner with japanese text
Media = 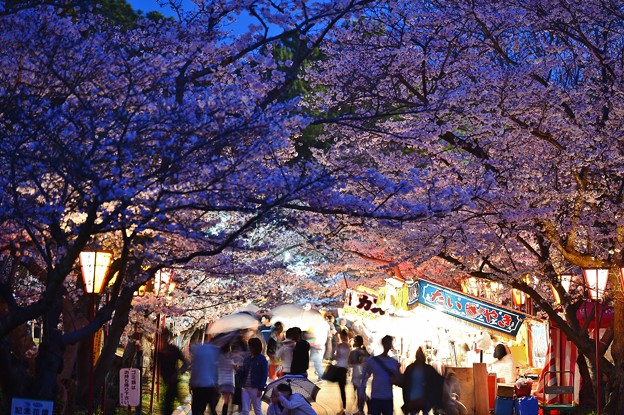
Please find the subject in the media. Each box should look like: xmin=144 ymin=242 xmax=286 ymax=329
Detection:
xmin=412 ymin=279 xmax=525 ymax=336
xmin=343 ymin=288 xmax=386 ymax=319
xmin=119 ymin=368 xmax=141 ymax=407
xmin=11 ymin=398 xmax=53 ymax=415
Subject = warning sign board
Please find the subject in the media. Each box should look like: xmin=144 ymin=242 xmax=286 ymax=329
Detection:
xmin=119 ymin=368 xmax=141 ymax=407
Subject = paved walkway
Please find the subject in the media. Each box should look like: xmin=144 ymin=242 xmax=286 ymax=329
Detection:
xmin=173 ymin=369 xmax=406 ymax=415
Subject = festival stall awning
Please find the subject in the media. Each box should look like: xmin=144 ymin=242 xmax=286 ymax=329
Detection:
xmin=408 ymin=279 xmax=527 ymax=337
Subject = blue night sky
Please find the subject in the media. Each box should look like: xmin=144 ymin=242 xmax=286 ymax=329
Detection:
xmin=126 ymin=0 xmax=261 ymax=35
xmin=126 ymin=0 xmax=192 ymax=16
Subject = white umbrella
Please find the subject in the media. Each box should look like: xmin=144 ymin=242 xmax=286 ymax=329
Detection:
xmin=270 ymin=304 xmax=327 ymax=334
xmin=236 ymin=303 xmax=261 ymax=314
xmin=208 ymin=312 xmax=259 ymax=335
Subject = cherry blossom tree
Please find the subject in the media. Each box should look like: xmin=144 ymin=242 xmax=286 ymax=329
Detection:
xmin=301 ymin=0 xmax=624 ymax=412
xmin=0 ymin=1 xmax=398 ymax=412
xmin=7 ymin=0 xmax=624 ymax=413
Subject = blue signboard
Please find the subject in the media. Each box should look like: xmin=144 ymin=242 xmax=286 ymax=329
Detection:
xmin=409 ymin=279 xmax=525 ymax=336
xmin=11 ymin=397 xmax=54 ymax=415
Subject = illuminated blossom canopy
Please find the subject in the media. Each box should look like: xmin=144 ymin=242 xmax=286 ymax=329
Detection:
xmin=1 ymin=0 xmax=624 ymax=412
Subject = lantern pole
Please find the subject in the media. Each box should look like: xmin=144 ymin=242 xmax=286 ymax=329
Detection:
xmin=79 ymin=250 xmax=113 ymax=415
xmin=582 ymin=268 xmax=608 ymax=415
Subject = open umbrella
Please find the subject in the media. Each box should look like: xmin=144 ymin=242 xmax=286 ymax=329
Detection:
xmin=235 ymin=303 xmax=261 ymax=314
xmin=208 ymin=312 xmax=259 ymax=335
xmin=262 ymin=375 xmax=321 ymax=403
xmin=270 ymin=304 xmax=327 ymax=333
xmin=210 ymin=331 xmax=241 ymax=347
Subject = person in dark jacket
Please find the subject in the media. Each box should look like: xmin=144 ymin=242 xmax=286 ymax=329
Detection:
xmin=239 ymin=337 xmax=269 ymax=415
xmin=440 ymin=371 xmax=467 ymax=415
xmin=290 ymin=327 xmax=310 ymax=377
xmin=401 ymin=347 xmax=444 ymax=415
xmin=157 ymin=329 xmax=189 ymax=415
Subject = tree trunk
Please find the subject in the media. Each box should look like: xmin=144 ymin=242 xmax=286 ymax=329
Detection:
xmin=92 ymin=287 xmax=135 ymax=412
xmin=31 ymin=297 xmax=65 ymax=401
xmin=605 ymin=299 xmax=624 ymax=414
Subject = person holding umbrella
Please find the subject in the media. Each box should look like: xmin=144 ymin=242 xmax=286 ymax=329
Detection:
xmin=268 ymin=383 xmax=318 ymax=415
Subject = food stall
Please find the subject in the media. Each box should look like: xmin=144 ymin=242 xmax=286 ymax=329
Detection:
xmin=340 ymin=277 xmax=548 ymax=415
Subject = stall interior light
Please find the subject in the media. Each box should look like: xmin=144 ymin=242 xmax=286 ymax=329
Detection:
xmin=582 ymin=268 xmax=609 ymax=301
xmin=80 ymin=250 xmax=113 ymax=294
xmin=155 ymin=269 xmax=176 ymax=297
xmin=619 ymin=267 xmax=624 ymax=293
xmin=462 ymin=277 xmax=480 ymax=296
xmin=487 ymin=281 xmax=502 ymax=301
xmin=512 ymin=288 xmax=526 ymax=306
xmin=551 ymin=285 xmax=561 ymax=304
xmin=552 ymin=274 xmax=573 ymax=304
xmin=134 ymin=285 xmax=146 ymax=297
xmin=560 ymin=274 xmax=572 ymax=293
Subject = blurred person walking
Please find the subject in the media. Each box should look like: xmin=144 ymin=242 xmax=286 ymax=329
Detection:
xmin=440 ymin=371 xmax=467 ymax=415
xmin=290 ymin=327 xmax=310 ymax=377
xmin=231 ymin=334 xmax=250 ymax=413
xmin=218 ymin=342 xmax=236 ymax=415
xmin=259 ymin=315 xmax=274 ymax=347
xmin=276 ymin=328 xmax=297 ymax=376
xmin=239 ymin=337 xmax=269 ymax=415
xmin=401 ymin=347 xmax=444 ymax=415
xmin=308 ymin=331 xmax=326 ymax=382
xmin=356 ymin=335 xmax=401 ymax=415
xmin=333 ymin=330 xmax=351 ymax=415
xmin=324 ymin=315 xmax=337 ymax=362
xmin=157 ymin=328 xmax=189 ymax=415
xmin=349 ymin=335 xmax=370 ymax=413
xmin=189 ymin=334 xmax=220 ymax=415
xmin=267 ymin=322 xmax=285 ymax=380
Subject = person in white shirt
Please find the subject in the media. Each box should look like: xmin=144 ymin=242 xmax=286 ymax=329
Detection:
xmin=490 ymin=343 xmax=515 ymax=383
xmin=267 ymin=383 xmax=318 ymax=415
xmin=275 ymin=331 xmax=296 ymax=376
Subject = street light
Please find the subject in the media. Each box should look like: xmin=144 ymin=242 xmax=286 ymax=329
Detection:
xmin=582 ymin=267 xmax=609 ymax=415
xmin=80 ymin=250 xmax=113 ymax=294
xmin=79 ymin=249 xmax=113 ymax=415
xmin=149 ymin=268 xmax=176 ymax=413
xmin=551 ymin=274 xmax=573 ymax=304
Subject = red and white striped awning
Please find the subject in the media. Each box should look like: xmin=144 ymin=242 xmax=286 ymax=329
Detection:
xmin=535 ymin=323 xmax=578 ymax=405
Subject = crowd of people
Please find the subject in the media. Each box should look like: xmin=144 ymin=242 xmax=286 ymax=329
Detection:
xmin=156 ymin=314 xmax=475 ymax=415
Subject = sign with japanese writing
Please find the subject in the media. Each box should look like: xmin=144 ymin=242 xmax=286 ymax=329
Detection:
xmin=11 ymin=398 xmax=53 ymax=415
xmin=93 ymin=328 xmax=103 ymax=365
xmin=119 ymin=368 xmax=141 ymax=407
xmin=343 ymin=288 xmax=386 ymax=319
xmin=413 ymin=279 xmax=525 ymax=336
